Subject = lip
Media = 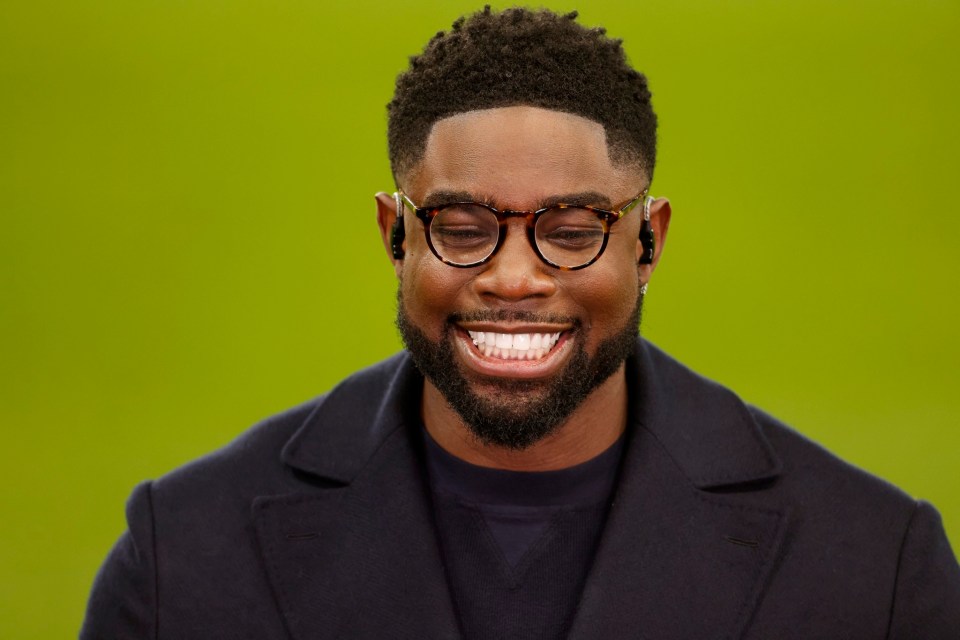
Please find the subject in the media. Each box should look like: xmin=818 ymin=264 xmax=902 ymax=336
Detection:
xmin=452 ymin=324 xmax=574 ymax=380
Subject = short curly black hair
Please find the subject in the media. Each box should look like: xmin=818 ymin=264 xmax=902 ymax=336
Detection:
xmin=387 ymin=6 xmax=657 ymax=183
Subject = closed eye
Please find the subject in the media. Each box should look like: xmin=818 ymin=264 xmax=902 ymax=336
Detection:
xmin=542 ymin=227 xmax=604 ymax=248
xmin=433 ymin=225 xmax=492 ymax=247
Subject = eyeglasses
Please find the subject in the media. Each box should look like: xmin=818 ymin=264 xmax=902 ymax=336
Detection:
xmin=395 ymin=188 xmax=650 ymax=270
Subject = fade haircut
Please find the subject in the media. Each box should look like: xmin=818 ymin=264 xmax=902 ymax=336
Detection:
xmin=387 ymin=6 xmax=657 ymax=183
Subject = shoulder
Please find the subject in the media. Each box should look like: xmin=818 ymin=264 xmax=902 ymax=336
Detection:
xmin=747 ymin=404 xmax=916 ymax=512
xmin=82 ymin=354 xmax=414 ymax=637
xmin=638 ymin=340 xmax=918 ymax=515
xmin=745 ymin=406 xmax=960 ymax=634
xmin=744 ymin=404 xmax=922 ymax=560
xmin=147 ymin=352 xmax=411 ymax=516
xmin=635 ymin=340 xmax=930 ymax=567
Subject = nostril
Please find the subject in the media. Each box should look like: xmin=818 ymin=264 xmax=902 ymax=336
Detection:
xmin=476 ymin=267 xmax=556 ymax=302
xmin=473 ymin=247 xmax=556 ymax=301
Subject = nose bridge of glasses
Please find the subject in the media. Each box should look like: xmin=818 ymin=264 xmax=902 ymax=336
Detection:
xmin=498 ymin=208 xmax=539 ymax=228
xmin=496 ymin=211 xmax=540 ymax=255
xmin=476 ymin=208 xmax=536 ymax=254
xmin=482 ymin=214 xmax=556 ymax=291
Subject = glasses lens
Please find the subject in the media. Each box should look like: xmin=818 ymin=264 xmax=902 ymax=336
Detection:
xmin=430 ymin=204 xmax=500 ymax=265
xmin=535 ymin=207 xmax=606 ymax=268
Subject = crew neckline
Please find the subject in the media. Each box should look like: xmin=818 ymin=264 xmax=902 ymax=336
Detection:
xmin=423 ymin=429 xmax=626 ymax=508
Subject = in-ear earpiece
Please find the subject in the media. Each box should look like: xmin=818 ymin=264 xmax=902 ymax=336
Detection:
xmin=391 ymin=192 xmax=406 ymax=260
xmin=638 ymin=196 xmax=655 ymax=265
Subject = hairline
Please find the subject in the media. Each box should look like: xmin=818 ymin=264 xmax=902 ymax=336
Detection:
xmin=393 ymin=105 xmax=650 ymax=188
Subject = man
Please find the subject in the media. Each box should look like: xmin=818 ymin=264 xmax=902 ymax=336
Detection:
xmin=82 ymin=7 xmax=960 ymax=639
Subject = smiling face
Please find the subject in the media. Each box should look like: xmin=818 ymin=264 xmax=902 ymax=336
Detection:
xmin=379 ymin=106 xmax=668 ymax=451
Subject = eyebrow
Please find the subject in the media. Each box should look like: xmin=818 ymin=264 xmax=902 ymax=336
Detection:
xmin=541 ymin=191 xmax=613 ymax=209
xmin=420 ymin=189 xmax=614 ymax=210
xmin=421 ymin=190 xmax=479 ymax=209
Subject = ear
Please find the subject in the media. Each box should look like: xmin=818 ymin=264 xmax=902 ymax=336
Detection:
xmin=375 ymin=191 xmax=404 ymax=278
xmin=637 ymin=196 xmax=672 ymax=280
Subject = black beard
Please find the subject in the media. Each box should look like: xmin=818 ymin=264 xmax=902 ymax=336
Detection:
xmin=396 ymin=288 xmax=643 ymax=450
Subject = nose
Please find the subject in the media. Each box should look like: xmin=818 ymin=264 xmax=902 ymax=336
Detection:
xmin=472 ymin=219 xmax=557 ymax=303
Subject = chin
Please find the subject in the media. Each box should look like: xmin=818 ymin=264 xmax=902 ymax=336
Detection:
xmin=395 ymin=289 xmax=644 ymax=450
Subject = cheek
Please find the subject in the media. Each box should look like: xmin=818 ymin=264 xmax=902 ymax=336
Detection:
xmin=400 ymin=252 xmax=472 ymax=335
xmin=562 ymin=244 xmax=640 ymax=333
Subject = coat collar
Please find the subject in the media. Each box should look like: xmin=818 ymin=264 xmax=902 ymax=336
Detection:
xmin=254 ymin=353 xmax=462 ymax=639
xmin=256 ymin=340 xmax=788 ymax=640
xmin=279 ymin=339 xmax=781 ymax=491
xmin=279 ymin=351 xmax=418 ymax=485
xmin=630 ymin=340 xmax=781 ymax=488
xmin=567 ymin=342 xmax=787 ymax=639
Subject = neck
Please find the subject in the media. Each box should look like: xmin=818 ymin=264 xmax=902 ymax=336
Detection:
xmin=422 ymin=365 xmax=628 ymax=471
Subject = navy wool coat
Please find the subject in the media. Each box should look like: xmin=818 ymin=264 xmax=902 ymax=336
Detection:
xmin=82 ymin=340 xmax=960 ymax=639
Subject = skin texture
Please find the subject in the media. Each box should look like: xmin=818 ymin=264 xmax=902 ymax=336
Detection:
xmin=376 ymin=106 xmax=671 ymax=471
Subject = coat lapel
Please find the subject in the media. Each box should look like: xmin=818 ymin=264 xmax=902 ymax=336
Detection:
xmin=568 ymin=343 xmax=788 ymax=640
xmin=253 ymin=342 xmax=789 ymax=640
xmin=253 ymin=356 xmax=461 ymax=640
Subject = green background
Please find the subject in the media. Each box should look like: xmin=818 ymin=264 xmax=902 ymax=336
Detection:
xmin=2 ymin=0 xmax=958 ymax=636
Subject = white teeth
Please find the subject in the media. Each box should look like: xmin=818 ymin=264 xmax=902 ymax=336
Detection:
xmin=465 ymin=330 xmax=563 ymax=360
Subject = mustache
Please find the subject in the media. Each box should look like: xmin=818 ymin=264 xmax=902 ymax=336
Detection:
xmin=448 ymin=309 xmax=581 ymax=327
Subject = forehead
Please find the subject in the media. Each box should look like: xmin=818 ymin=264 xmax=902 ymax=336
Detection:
xmin=405 ymin=106 xmax=642 ymax=205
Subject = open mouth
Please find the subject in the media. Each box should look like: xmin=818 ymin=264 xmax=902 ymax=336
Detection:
xmin=466 ymin=330 xmax=562 ymax=361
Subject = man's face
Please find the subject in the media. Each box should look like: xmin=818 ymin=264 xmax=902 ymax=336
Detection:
xmin=380 ymin=106 xmax=666 ymax=449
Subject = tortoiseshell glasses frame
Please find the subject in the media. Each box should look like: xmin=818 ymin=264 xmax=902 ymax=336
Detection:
xmin=395 ymin=188 xmax=650 ymax=271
